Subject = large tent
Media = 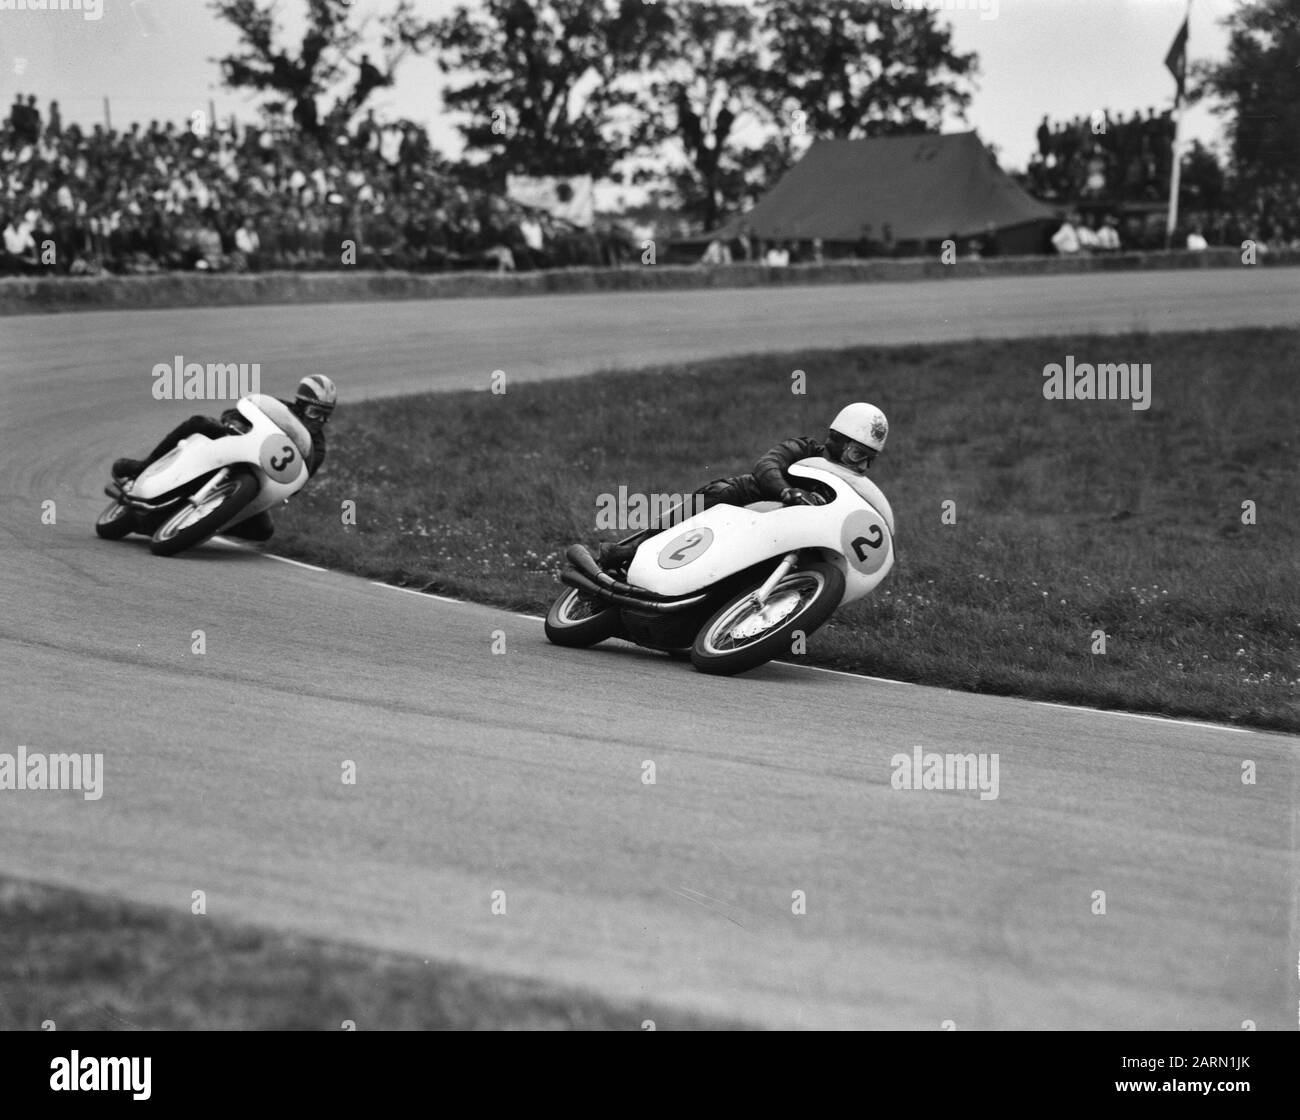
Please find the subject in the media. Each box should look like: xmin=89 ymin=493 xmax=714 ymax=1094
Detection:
xmin=711 ymin=131 xmax=1057 ymax=254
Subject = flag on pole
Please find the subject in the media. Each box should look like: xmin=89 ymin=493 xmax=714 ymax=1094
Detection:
xmin=1164 ymin=16 xmax=1189 ymax=101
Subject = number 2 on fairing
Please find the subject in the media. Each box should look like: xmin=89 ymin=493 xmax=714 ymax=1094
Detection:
xmin=840 ymin=510 xmax=887 ymax=575
xmin=669 ymin=532 xmax=703 ymax=562
xmin=657 ymin=526 xmax=715 ymax=569
xmin=850 ymin=526 xmax=883 ymax=563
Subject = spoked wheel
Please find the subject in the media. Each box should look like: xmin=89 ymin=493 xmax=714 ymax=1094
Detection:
xmin=150 ymin=470 xmax=259 ymax=557
xmin=544 ymin=586 xmax=622 ymax=647
xmin=94 ymin=499 xmax=135 ymax=540
xmin=691 ymin=561 xmax=845 ymax=676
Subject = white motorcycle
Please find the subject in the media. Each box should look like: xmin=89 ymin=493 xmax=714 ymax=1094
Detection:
xmin=545 ymin=458 xmax=895 ymax=675
xmin=96 ymin=394 xmax=313 ymax=557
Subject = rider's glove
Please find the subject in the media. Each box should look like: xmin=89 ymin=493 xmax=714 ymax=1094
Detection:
xmin=781 ymin=487 xmax=825 ymax=506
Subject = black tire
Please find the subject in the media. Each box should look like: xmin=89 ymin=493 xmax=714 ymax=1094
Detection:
xmin=149 ymin=469 xmax=260 ymax=557
xmin=94 ymin=499 xmax=134 ymax=540
xmin=544 ymin=586 xmax=622 ymax=648
xmin=691 ymin=560 xmax=845 ymax=676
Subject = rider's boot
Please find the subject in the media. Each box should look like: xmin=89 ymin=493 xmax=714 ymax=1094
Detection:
xmin=596 ymin=540 xmax=640 ymax=573
xmin=112 ymin=458 xmax=146 ymax=481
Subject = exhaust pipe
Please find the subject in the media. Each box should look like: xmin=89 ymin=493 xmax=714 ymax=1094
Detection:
xmin=564 ymin=544 xmax=681 ymax=603
xmin=560 ymin=566 xmax=706 ymax=613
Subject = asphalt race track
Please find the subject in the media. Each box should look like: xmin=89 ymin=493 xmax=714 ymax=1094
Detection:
xmin=1 ymin=270 xmax=1297 ymax=1029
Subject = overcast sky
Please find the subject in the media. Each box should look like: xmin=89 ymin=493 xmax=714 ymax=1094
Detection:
xmin=2 ymin=0 xmax=1234 ymax=173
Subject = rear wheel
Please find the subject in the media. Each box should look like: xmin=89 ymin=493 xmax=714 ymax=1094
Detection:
xmin=94 ymin=499 xmax=134 ymax=540
xmin=691 ymin=561 xmax=845 ymax=676
xmin=150 ymin=469 xmax=260 ymax=557
xmin=544 ymin=587 xmax=622 ymax=648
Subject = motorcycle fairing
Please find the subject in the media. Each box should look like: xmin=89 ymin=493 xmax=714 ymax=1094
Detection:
xmin=625 ymin=459 xmax=894 ymax=599
xmin=127 ymin=396 xmax=310 ymax=502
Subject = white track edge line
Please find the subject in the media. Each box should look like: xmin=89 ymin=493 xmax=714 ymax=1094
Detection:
xmin=257 ymin=552 xmax=1264 ymax=737
xmin=255 ymin=552 xmax=327 ymax=572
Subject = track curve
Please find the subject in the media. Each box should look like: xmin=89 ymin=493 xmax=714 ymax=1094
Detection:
xmin=1 ymin=270 xmax=1296 ymax=1029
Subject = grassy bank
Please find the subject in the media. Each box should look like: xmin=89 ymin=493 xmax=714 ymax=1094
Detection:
xmin=272 ymin=328 xmax=1299 ymax=732
xmin=0 ymin=877 xmax=738 ymax=1030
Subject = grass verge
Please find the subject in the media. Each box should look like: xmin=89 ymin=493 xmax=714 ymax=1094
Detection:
xmin=272 ymin=327 xmax=1299 ymax=732
xmin=0 ymin=877 xmax=742 ymax=1030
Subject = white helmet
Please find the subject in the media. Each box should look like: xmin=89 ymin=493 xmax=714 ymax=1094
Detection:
xmin=828 ymin=402 xmax=888 ymax=473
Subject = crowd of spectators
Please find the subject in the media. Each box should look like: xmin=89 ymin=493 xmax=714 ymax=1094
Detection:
xmin=1045 ymin=195 xmax=1300 ymax=256
xmin=1183 ymin=180 xmax=1300 ymax=252
xmin=1024 ymin=108 xmax=1176 ymax=202
xmin=697 ymin=218 xmax=1009 ymax=267
xmin=1 ymin=94 xmax=640 ymax=276
xmin=1021 ymin=106 xmax=1300 ymax=255
xmin=6 ymin=91 xmax=1299 ymax=276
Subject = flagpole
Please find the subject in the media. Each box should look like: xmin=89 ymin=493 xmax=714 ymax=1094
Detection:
xmin=1165 ymin=0 xmax=1192 ymax=248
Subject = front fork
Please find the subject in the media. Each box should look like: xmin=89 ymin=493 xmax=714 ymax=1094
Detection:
xmin=182 ymin=468 xmax=231 ymax=509
xmin=751 ymin=551 xmax=799 ymax=607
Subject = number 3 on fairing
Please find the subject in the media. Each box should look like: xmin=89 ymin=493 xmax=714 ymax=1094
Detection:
xmin=259 ymin=434 xmax=301 ymax=483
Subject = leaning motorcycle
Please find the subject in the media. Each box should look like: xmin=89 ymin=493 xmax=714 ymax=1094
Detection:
xmin=545 ymin=457 xmax=895 ymax=675
xmin=95 ymin=393 xmax=313 ymax=557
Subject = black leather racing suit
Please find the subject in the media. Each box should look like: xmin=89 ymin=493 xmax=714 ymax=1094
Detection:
xmin=698 ymin=435 xmax=829 ymax=508
xmin=619 ymin=435 xmax=833 ymax=543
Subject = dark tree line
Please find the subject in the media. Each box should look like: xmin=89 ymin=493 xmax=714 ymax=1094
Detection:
xmin=210 ymin=0 xmax=975 ymax=227
xmin=208 ymin=0 xmax=1299 ymax=231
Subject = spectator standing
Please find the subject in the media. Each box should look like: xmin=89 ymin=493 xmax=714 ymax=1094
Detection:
xmin=700 ymin=238 xmax=731 ymax=266
xmin=1076 ymin=213 xmax=1101 ymax=251
xmin=1051 ymin=212 xmax=1081 ymax=255
xmin=1096 ymin=215 xmax=1121 ymax=252
xmin=764 ymin=242 xmax=789 ymax=267
xmin=23 ymin=95 xmax=41 ymax=143
xmin=735 ymin=222 xmax=753 ymax=262
xmin=880 ymin=222 xmax=897 ymax=258
xmin=234 ymin=216 xmax=261 ymax=269
xmin=1036 ymin=115 xmax=1051 ymax=159
xmin=3 ymin=211 xmax=39 ymax=271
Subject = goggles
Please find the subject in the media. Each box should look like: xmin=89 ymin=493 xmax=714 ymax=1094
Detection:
xmin=840 ymin=439 xmax=877 ymax=469
xmin=298 ymin=401 xmax=333 ymax=423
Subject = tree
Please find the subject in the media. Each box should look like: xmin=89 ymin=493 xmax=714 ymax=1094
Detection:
xmin=1196 ymin=0 xmax=1300 ymax=194
xmin=1179 ymin=140 xmax=1226 ymax=211
xmin=432 ymin=0 xmax=672 ymax=179
xmin=210 ymin=0 xmax=436 ymax=139
xmin=637 ymin=1 xmax=772 ymax=229
xmin=756 ymin=0 xmax=977 ymax=139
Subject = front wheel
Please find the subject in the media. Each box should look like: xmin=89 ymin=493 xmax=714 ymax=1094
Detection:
xmin=691 ymin=560 xmax=845 ymax=676
xmin=544 ymin=587 xmax=622 ymax=648
xmin=94 ymin=499 xmax=134 ymax=540
xmin=150 ymin=469 xmax=260 ymax=556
